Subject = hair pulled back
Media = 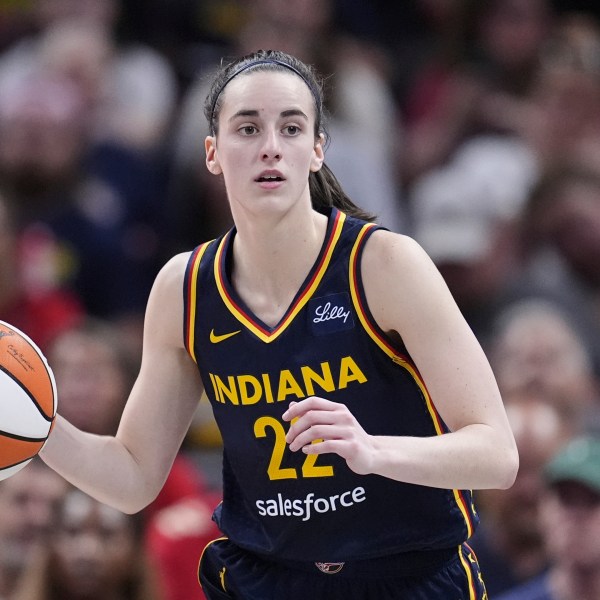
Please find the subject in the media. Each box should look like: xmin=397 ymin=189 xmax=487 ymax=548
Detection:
xmin=204 ymin=49 xmax=375 ymax=222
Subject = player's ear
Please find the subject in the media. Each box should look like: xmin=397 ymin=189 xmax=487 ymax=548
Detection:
xmin=205 ymin=136 xmax=222 ymax=175
xmin=310 ymin=133 xmax=325 ymax=172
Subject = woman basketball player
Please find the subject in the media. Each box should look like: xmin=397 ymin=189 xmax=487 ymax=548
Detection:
xmin=41 ymin=50 xmax=518 ymax=599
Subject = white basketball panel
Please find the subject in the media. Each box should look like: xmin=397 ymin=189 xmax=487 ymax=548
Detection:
xmin=0 ymin=372 xmax=51 ymax=438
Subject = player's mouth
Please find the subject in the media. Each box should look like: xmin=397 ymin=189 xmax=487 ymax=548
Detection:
xmin=255 ymin=170 xmax=285 ymax=186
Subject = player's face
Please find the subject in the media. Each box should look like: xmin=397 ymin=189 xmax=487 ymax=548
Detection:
xmin=205 ymin=71 xmax=324 ymax=218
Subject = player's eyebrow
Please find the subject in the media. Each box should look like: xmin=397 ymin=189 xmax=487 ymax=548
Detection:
xmin=228 ymin=109 xmax=309 ymax=122
xmin=280 ymin=109 xmax=308 ymax=120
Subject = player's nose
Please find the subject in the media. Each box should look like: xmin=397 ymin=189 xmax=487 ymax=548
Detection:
xmin=261 ymin=127 xmax=281 ymax=160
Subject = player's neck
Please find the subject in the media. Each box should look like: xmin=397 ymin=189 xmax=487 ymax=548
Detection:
xmin=235 ymin=204 xmax=326 ymax=275
xmin=231 ymin=208 xmax=328 ymax=325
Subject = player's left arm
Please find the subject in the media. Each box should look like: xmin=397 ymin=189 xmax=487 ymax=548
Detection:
xmin=284 ymin=230 xmax=518 ymax=490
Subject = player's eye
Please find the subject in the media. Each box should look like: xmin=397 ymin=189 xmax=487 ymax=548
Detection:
xmin=284 ymin=125 xmax=301 ymax=136
xmin=239 ymin=125 xmax=258 ymax=135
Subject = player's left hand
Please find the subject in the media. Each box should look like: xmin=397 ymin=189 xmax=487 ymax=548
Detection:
xmin=282 ymin=396 xmax=375 ymax=475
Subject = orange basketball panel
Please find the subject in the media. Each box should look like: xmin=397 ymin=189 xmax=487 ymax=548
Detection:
xmin=0 ymin=323 xmax=55 ymax=419
xmin=0 ymin=433 xmax=45 ymax=469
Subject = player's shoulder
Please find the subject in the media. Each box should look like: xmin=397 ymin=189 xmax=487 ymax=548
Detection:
xmin=158 ymin=251 xmax=193 ymax=278
xmin=150 ymin=250 xmax=198 ymax=297
xmin=155 ymin=238 xmax=221 ymax=292
xmin=145 ymin=252 xmax=198 ymax=344
xmin=362 ymin=229 xmax=432 ymax=273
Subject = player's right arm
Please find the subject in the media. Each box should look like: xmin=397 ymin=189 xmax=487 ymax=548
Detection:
xmin=40 ymin=253 xmax=204 ymax=513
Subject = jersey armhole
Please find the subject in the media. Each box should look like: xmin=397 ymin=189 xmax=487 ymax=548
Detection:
xmin=183 ymin=242 xmax=212 ymax=363
xmin=348 ymin=225 xmax=410 ymax=359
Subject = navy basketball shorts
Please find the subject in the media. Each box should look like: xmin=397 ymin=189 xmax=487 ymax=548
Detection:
xmin=198 ymin=538 xmax=488 ymax=599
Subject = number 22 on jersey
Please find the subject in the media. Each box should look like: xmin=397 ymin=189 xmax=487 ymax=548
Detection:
xmin=254 ymin=416 xmax=334 ymax=481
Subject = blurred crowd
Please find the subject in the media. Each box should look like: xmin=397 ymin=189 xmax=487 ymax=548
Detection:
xmin=1 ymin=0 xmax=600 ymax=599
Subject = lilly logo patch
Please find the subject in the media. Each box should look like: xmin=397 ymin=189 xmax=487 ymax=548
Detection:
xmin=309 ymin=293 xmax=354 ymax=335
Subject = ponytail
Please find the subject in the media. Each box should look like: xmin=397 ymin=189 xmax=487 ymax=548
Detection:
xmin=309 ymin=163 xmax=375 ymax=222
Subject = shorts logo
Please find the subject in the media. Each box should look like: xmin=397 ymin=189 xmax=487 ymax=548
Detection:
xmin=315 ymin=562 xmax=345 ymax=574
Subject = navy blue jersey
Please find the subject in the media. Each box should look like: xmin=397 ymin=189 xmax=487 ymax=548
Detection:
xmin=183 ymin=208 xmax=478 ymax=562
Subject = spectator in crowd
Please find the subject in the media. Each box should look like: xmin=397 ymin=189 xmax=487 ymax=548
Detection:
xmin=12 ymin=487 xmax=163 ymax=600
xmin=489 ymin=299 xmax=600 ymax=422
xmin=401 ymin=0 xmax=554 ymax=185
xmin=0 ymin=0 xmax=178 ymax=153
xmin=0 ymin=72 xmax=166 ymax=331
xmin=497 ymin=435 xmax=600 ymax=600
xmin=410 ymin=133 xmax=538 ymax=345
xmin=519 ymin=166 xmax=600 ymax=373
xmin=0 ymin=459 xmax=68 ymax=599
xmin=46 ymin=319 xmax=139 ymax=436
xmin=37 ymin=16 xmax=177 ymax=153
xmin=470 ymin=394 xmax=578 ymax=596
xmin=520 ymin=12 xmax=600 ymax=174
xmin=0 ymin=189 xmax=83 ymax=352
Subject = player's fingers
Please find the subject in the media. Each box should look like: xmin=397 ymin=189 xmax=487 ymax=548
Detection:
xmin=282 ymin=396 xmax=338 ymax=421
xmin=285 ymin=410 xmax=341 ymax=445
xmin=288 ymin=424 xmax=349 ymax=452
xmin=300 ymin=438 xmax=342 ymax=452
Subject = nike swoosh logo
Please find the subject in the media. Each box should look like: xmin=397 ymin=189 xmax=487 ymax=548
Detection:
xmin=210 ymin=329 xmax=241 ymax=343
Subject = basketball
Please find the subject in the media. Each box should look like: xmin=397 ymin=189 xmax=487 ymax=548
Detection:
xmin=0 ymin=320 xmax=57 ymax=481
